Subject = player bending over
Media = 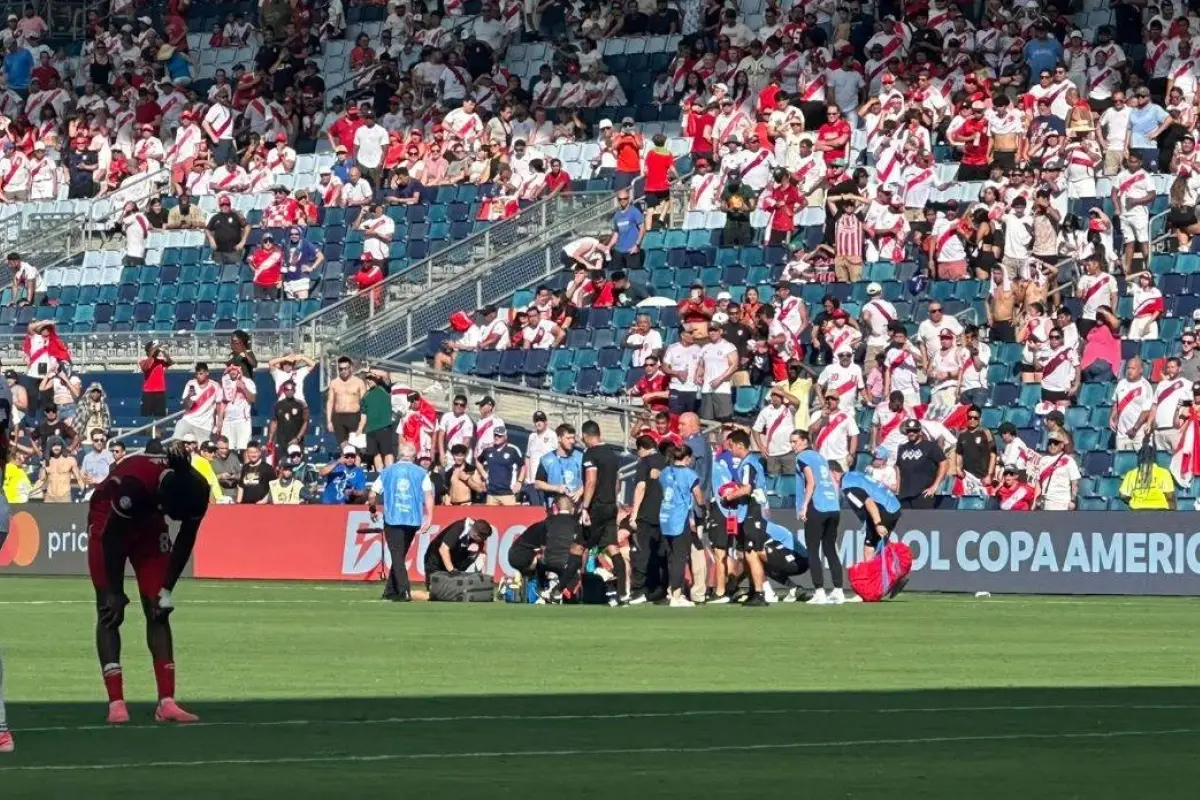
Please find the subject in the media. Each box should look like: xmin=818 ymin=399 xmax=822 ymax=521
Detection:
xmin=840 ymin=470 xmax=902 ymax=561
xmin=89 ymin=442 xmax=211 ymax=724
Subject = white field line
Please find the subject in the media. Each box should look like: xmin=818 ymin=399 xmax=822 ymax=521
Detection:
xmin=14 ymin=703 xmax=1200 ymax=735
xmin=2 ymin=727 xmax=1196 ymax=772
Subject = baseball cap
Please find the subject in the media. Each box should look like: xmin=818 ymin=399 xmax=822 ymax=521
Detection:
xmin=477 ymin=395 xmax=495 ymax=407
xmin=200 ymin=440 xmax=216 ymax=452
xmin=493 ymin=425 xmax=508 ymax=437
xmin=598 ymin=118 xmax=613 ymax=129
xmin=532 ymin=411 xmax=547 ymax=422
xmin=866 ymin=282 xmax=882 ymax=295
xmin=180 ymin=433 xmax=198 ymax=443
xmin=341 ymin=445 xmax=358 ymax=455
xmin=716 ymin=290 xmax=732 ymax=301
xmin=287 ymin=443 xmax=303 ymax=456
xmin=902 ymin=420 xmax=922 ymax=433
xmin=873 ymin=447 xmax=889 ymax=460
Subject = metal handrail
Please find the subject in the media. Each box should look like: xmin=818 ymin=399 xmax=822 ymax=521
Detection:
xmin=109 ymin=408 xmax=187 ymax=447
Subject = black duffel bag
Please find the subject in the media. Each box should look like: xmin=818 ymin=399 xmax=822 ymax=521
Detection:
xmin=428 ymin=571 xmax=496 ymax=602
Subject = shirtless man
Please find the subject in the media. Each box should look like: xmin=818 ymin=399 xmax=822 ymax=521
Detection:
xmin=4 ymin=371 xmax=27 ymax=428
xmin=986 ymin=263 xmax=1016 ymax=343
xmin=41 ymin=438 xmax=81 ymax=502
xmin=325 ymin=355 xmax=367 ymax=444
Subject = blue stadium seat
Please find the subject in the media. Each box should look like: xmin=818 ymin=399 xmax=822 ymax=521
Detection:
xmin=474 ymin=350 xmax=501 ymax=378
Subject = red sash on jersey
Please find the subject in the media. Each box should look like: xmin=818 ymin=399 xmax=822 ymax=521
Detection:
xmin=1081 ymin=275 xmax=1112 ymax=306
xmin=535 ymin=81 xmax=555 ymax=105
xmin=322 ymin=180 xmax=340 ymax=205
xmin=765 ymin=407 xmax=790 ymax=445
xmin=904 ymin=168 xmax=932 ymax=193
xmin=209 ymin=107 xmax=231 ymax=139
xmin=1147 ymin=40 xmax=1169 ymax=71
xmin=801 ymin=73 xmax=826 ymax=101
xmin=1116 ymin=384 xmax=1143 ymax=422
xmin=794 ymin=157 xmax=818 ymax=185
xmin=188 ymin=383 xmax=218 ymax=415
xmin=446 ymin=418 xmax=467 ymax=444
xmin=1135 ymin=293 xmax=1166 ymax=318
xmin=1068 ymin=150 xmax=1097 ymax=168
xmin=815 ymin=411 xmax=846 ymax=451
xmin=475 ymin=419 xmax=494 ymax=453
xmin=1088 ymin=68 xmax=1113 ymax=93
xmin=27 ymin=159 xmax=48 ymax=182
xmin=879 ymin=410 xmax=907 ymax=442
xmin=935 ymin=224 xmax=960 ymax=256
xmin=215 ymin=168 xmax=241 ymax=189
xmin=717 ymin=112 xmax=745 ymax=143
xmin=739 ymin=148 xmax=771 ymax=179
xmin=1040 ymin=347 xmax=1072 ymax=379
xmin=2 ymin=154 xmax=23 ymax=187
xmin=875 ymin=149 xmax=899 ymax=184
xmin=999 ymin=484 xmax=1034 ymax=510
xmin=692 ymin=173 xmax=718 ymax=205
xmin=832 ymin=374 xmax=858 ymax=397
xmin=1159 ymin=380 xmax=1184 ymax=408
xmin=130 ymin=214 xmax=149 ymax=238
xmin=1173 ymin=60 xmax=1195 ymax=81
xmin=454 ymin=112 xmax=477 ymax=140
xmin=1117 ymin=171 xmax=1146 ymax=200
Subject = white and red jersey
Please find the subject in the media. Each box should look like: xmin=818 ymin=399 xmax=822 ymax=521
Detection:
xmin=775 ymin=49 xmax=804 ymax=94
xmin=25 ymin=87 xmax=67 ymax=123
xmin=861 ymin=298 xmax=896 ymax=347
xmin=442 ymin=107 xmax=484 ymax=147
xmin=1020 ymin=315 xmax=1053 ymax=362
xmin=133 ymin=135 xmax=165 ymax=170
xmin=0 ymin=150 xmax=29 ymax=193
xmin=996 ymin=481 xmax=1037 ymax=510
xmin=928 ymin=346 xmax=967 ymax=393
xmin=1092 ymin=42 xmax=1126 ymax=68
xmin=317 ymin=176 xmax=343 ymax=207
xmin=776 ymin=294 xmax=805 ymax=336
xmin=1086 ymin=64 xmax=1119 ymax=100
xmin=246 ymin=165 xmax=274 ymax=193
xmin=209 ymin=163 xmax=248 ymax=193
xmin=1145 ymin=36 xmax=1174 ymax=79
xmin=1037 ymin=345 xmax=1079 ymax=393
xmin=870 ymin=208 xmax=908 ymax=262
xmin=437 ymin=411 xmax=476 ymax=454
xmin=26 ymin=155 xmax=56 ymax=199
xmin=712 ymin=110 xmax=750 ymax=148
xmin=183 ymin=168 xmax=212 ymax=196
xmin=1001 ymin=435 xmax=1038 ymax=474
xmin=472 ymin=414 xmax=507 ymax=459
xmin=222 ymin=374 xmax=254 ymax=423
xmin=1114 ymin=377 xmax=1153 ymax=437
xmin=1036 ymin=452 xmax=1081 ymax=506
xmin=817 ymin=362 xmax=864 ymax=411
xmin=522 ymin=319 xmax=558 ymax=349
xmin=360 ymin=213 xmax=395 ymax=261
xmin=248 ymin=245 xmax=284 ymax=288
xmin=438 ymin=64 xmax=473 ymax=101
xmin=930 ymin=217 xmax=967 ymax=262
xmin=262 ymin=198 xmax=300 ymax=228
xmin=203 ymin=101 xmax=235 ymax=142
xmin=1132 ymin=283 xmax=1165 ymax=320
xmin=873 ymin=141 xmax=904 ymax=187
xmin=900 ymin=163 xmax=937 ymax=209
xmin=1027 ymin=79 xmax=1073 ymax=119
xmin=122 ymin=212 xmax=151 ymax=259
xmin=265 ymin=145 xmax=296 ymax=174
xmin=688 ymin=171 xmax=723 ymax=211
xmin=158 ymin=90 xmax=187 ymax=128
xmin=811 ymin=408 xmax=859 ymax=463
xmin=885 ymin=342 xmax=922 ymax=399
xmin=531 ymin=75 xmax=561 ymax=107
xmin=1154 ymin=376 xmax=1193 ymax=429
xmin=556 ymin=79 xmax=585 ymax=108
xmin=873 ymin=403 xmax=917 ymax=461
xmin=827 ymin=323 xmax=863 ymax=357
xmin=1076 ymin=271 xmax=1117 ymax=320
xmin=959 ymin=342 xmax=991 ymax=392
xmin=865 ymin=29 xmax=908 ymax=63
xmin=768 ymin=318 xmax=801 ymax=360
xmin=166 ymin=122 xmax=202 ymax=166
xmin=752 ymin=403 xmax=795 ymax=457
xmin=793 ymin=152 xmax=825 ymax=194
xmin=181 ymin=377 xmax=223 ymax=430
xmin=798 ymin=66 xmax=827 ymax=103
xmin=1113 ymin=168 xmax=1155 ymax=216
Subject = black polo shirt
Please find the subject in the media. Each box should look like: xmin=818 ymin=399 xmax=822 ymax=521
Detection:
xmin=207 ymin=211 xmax=246 ymax=252
xmin=582 ymin=444 xmax=621 ymax=507
xmin=896 ymin=439 xmax=945 ymax=499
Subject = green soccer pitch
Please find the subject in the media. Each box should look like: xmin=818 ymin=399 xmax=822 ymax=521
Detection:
xmin=1 ymin=578 xmax=1198 ymax=798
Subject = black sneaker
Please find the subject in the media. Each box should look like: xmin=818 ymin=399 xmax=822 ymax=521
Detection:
xmin=743 ymin=593 xmax=769 ymax=607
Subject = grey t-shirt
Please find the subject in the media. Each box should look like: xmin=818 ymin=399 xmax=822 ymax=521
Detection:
xmin=211 ymin=452 xmax=242 ymax=498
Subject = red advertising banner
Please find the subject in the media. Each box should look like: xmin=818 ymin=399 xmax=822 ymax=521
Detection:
xmin=192 ymin=505 xmax=546 ymax=582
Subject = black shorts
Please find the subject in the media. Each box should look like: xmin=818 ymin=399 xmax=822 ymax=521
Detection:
xmin=763 ymin=539 xmax=809 ymax=579
xmin=738 ymin=500 xmax=768 ymax=552
xmin=1041 ymin=388 xmax=1071 ymax=404
xmin=508 ymin=543 xmax=538 ymax=574
xmin=582 ymin=502 xmax=619 ymax=549
xmin=707 ymin=502 xmax=734 ymax=550
xmin=364 ymin=426 xmax=396 ymax=460
xmin=141 ymin=391 xmax=166 ymax=418
xmin=331 ymin=411 xmax=361 ymax=444
xmin=646 ymin=189 xmax=670 ymax=208
xmin=956 ymin=162 xmax=991 ymax=182
xmin=864 ymin=509 xmax=901 ymax=548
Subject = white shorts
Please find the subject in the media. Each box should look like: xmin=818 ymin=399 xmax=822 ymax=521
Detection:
xmin=222 ymin=418 xmax=252 ymax=451
xmin=1120 ymin=211 xmax=1149 ymax=244
xmin=173 ymin=419 xmax=212 ymax=443
xmin=1128 ymin=316 xmax=1158 ymax=341
xmin=283 ymin=278 xmax=311 ymax=297
xmin=1043 ymin=499 xmax=1072 ymax=511
xmin=1155 ymin=429 xmax=1180 ymax=453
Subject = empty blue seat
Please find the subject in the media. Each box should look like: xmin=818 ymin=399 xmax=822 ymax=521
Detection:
xmin=499 ymin=349 xmax=526 ymax=377
xmin=473 ymin=350 xmax=501 ymax=378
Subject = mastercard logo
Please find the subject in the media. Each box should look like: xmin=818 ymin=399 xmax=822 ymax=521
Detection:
xmin=0 ymin=511 xmax=39 ymax=567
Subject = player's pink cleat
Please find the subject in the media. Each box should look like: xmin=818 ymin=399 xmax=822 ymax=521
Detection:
xmin=107 ymin=700 xmax=130 ymax=725
xmin=155 ymin=699 xmax=199 ymax=724
xmin=0 ymin=731 xmax=14 ymax=753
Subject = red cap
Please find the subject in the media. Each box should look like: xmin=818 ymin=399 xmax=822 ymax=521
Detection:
xmin=432 ymin=124 xmax=445 ymax=133
xmin=276 ymin=132 xmax=288 ymax=143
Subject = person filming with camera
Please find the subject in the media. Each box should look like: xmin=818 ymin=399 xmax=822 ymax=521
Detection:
xmin=139 ymin=341 xmax=174 ymax=418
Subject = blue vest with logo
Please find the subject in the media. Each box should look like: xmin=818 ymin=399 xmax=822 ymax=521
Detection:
xmin=539 ymin=449 xmax=583 ymax=493
xmin=796 ymin=450 xmax=841 ymax=514
xmin=659 ymin=465 xmax=699 ymax=537
xmin=712 ymin=449 xmax=741 ymax=520
xmin=379 ymin=461 xmax=429 ymax=527
xmin=841 ymin=470 xmax=901 ymax=516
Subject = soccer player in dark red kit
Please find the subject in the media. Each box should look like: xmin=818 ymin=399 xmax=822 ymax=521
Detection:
xmin=88 ymin=441 xmax=211 ymax=724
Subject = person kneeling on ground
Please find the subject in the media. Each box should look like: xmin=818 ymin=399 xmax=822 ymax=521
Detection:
xmin=422 ymin=518 xmax=495 ymax=601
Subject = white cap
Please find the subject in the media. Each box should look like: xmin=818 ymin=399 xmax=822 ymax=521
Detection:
xmin=866 ymin=282 xmax=883 ymax=295
xmin=712 ymin=311 xmax=729 ymax=326
xmin=598 ymin=118 xmax=613 ymax=129
xmin=716 ymin=290 xmax=732 ymax=301
xmin=342 ymin=444 xmax=359 ymax=455
xmin=1069 ymin=29 xmax=1083 ymax=39
xmin=180 ymin=433 xmax=197 ymax=443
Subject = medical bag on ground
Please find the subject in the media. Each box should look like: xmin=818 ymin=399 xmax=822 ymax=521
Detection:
xmin=429 ymin=571 xmax=496 ymax=602
xmin=847 ymin=540 xmax=913 ymax=602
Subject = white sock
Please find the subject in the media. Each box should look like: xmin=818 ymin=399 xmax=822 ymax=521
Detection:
xmin=0 ymin=649 xmax=8 ymax=732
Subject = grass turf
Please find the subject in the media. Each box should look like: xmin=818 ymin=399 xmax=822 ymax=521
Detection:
xmin=1 ymin=578 xmax=1198 ymax=798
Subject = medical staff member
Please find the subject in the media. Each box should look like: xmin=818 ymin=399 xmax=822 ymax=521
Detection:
xmin=791 ymin=430 xmax=845 ymax=605
xmin=658 ymin=444 xmax=707 ymax=607
xmin=720 ymin=430 xmax=769 ymax=607
xmin=532 ymin=423 xmax=583 ymax=507
xmin=368 ymin=441 xmax=434 ymax=602
xmin=762 ymin=521 xmax=810 ymax=603
xmin=841 ymin=470 xmax=902 ymax=562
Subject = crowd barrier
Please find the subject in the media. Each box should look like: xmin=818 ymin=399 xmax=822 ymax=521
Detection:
xmin=2 ymin=505 xmax=1199 ymax=595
